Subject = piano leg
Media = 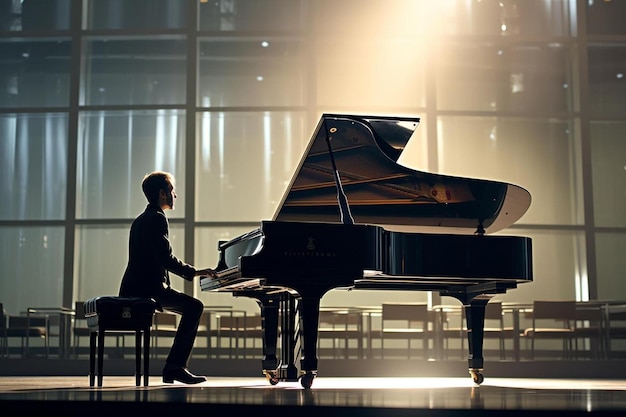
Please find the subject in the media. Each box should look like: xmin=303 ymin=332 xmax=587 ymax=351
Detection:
xmin=299 ymin=295 xmax=322 ymax=389
xmin=277 ymin=293 xmax=301 ymax=382
xmin=463 ymin=298 xmax=488 ymax=385
xmin=235 ymin=290 xmax=287 ymax=385
xmin=253 ymin=295 xmax=280 ymax=384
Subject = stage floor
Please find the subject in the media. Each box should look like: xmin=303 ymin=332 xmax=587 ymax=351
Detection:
xmin=1 ymin=376 xmax=626 ymax=416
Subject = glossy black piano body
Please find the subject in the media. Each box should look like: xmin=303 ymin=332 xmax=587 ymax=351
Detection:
xmin=200 ymin=114 xmax=533 ymax=388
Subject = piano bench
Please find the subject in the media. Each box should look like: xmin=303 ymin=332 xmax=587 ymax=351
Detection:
xmin=84 ymin=296 xmax=157 ymax=387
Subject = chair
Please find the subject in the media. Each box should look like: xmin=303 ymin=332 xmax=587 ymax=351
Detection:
xmin=371 ymin=303 xmax=431 ymax=359
xmin=215 ymin=313 xmax=263 ymax=358
xmin=151 ymin=312 xmax=178 ymax=358
xmin=196 ymin=310 xmax=216 ymax=358
xmin=85 ymin=296 xmax=156 ymax=387
xmin=606 ymin=305 xmax=626 ymax=359
xmin=318 ymin=308 xmax=363 ymax=359
xmin=196 ymin=307 xmax=238 ymax=358
xmin=574 ymin=302 xmax=606 ymax=359
xmin=482 ymin=301 xmax=516 ymax=360
xmin=522 ymin=300 xmax=577 ymax=360
xmin=3 ymin=313 xmax=49 ymax=357
xmin=24 ymin=307 xmax=75 ymax=358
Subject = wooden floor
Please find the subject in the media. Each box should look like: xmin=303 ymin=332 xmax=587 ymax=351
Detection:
xmin=1 ymin=375 xmax=626 ymax=416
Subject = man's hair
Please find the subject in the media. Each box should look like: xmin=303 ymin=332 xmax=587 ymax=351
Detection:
xmin=142 ymin=171 xmax=174 ymax=204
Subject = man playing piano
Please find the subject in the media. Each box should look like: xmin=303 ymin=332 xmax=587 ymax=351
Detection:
xmin=119 ymin=171 xmax=217 ymax=384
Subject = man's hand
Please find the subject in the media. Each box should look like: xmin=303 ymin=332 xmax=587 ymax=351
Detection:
xmin=196 ymin=268 xmax=217 ymax=278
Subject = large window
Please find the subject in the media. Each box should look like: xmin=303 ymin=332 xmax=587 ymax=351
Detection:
xmin=0 ymin=226 xmax=65 ymax=315
xmin=0 ymin=39 xmax=71 ymax=108
xmin=195 ymin=111 xmax=308 ymax=222
xmin=0 ymin=0 xmax=71 ymax=32
xmin=435 ymin=44 xmax=574 ymax=114
xmin=76 ymin=110 xmax=187 ymax=219
xmin=588 ymin=45 xmax=626 ymax=118
xmin=590 ymin=121 xmax=626 ymax=228
xmin=74 ymin=223 xmax=186 ymax=303
xmin=81 ymin=38 xmax=187 ymax=106
xmin=197 ymin=39 xmax=305 ymax=107
xmin=1 ymin=113 xmax=68 ymax=220
xmin=437 ymin=116 xmax=582 ymax=226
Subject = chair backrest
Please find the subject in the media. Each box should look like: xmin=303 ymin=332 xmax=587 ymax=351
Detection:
xmin=575 ymin=302 xmax=604 ymax=325
xmin=532 ymin=300 xmax=577 ymax=328
xmin=198 ymin=310 xmax=211 ymax=331
xmin=382 ymin=303 xmax=430 ymax=329
xmin=217 ymin=314 xmax=262 ymax=331
xmin=8 ymin=315 xmax=48 ymax=332
xmin=153 ymin=312 xmax=177 ymax=330
xmin=319 ymin=310 xmax=361 ymax=329
xmin=485 ymin=302 xmax=503 ymax=321
xmin=243 ymin=314 xmax=262 ymax=331
xmin=74 ymin=301 xmax=86 ymax=320
xmin=608 ymin=308 xmax=626 ymax=338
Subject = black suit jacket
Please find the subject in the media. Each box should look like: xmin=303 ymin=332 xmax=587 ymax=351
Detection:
xmin=119 ymin=203 xmax=196 ymax=299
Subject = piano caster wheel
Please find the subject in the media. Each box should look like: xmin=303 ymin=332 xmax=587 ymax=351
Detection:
xmin=264 ymin=370 xmax=279 ymax=386
xmin=470 ymin=370 xmax=484 ymax=385
xmin=300 ymin=372 xmax=315 ymax=389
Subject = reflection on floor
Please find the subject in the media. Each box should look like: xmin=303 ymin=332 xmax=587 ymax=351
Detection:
xmin=1 ymin=376 xmax=626 ymax=416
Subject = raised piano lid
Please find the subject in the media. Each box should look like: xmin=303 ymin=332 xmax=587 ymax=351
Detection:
xmin=273 ymin=114 xmax=531 ymax=235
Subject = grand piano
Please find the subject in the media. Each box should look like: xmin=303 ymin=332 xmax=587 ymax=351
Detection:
xmin=200 ymin=113 xmax=533 ymax=389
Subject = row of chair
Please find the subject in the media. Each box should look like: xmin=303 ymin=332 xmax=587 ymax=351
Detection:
xmin=1 ymin=301 xmax=264 ymax=359
xmin=316 ymin=300 xmax=626 ymax=361
xmin=3 ymin=300 xmax=626 ymax=361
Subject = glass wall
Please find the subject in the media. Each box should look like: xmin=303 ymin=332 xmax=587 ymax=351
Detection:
xmin=76 ymin=110 xmax=187 ymax=219
xmin=1 ymin=113 xmax=69 ymax=220
xmin=1 ymin=0 xmax=625 ymax=324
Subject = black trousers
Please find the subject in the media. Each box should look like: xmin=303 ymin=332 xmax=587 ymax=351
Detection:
xmin=156 ymin=287 xmax=204 ymax=368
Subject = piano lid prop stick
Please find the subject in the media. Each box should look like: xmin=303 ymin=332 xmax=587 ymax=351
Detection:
xmin=324 ymin=122 xmax=355 ymax=225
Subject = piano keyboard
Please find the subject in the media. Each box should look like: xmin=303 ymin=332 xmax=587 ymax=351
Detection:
xmin=199 ymin=266 xmax=264 ymax=292
xmin=215 ymin=265 xmax=239 ymax=279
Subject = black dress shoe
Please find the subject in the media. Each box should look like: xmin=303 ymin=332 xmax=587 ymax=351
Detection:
xmin=162 ymin=366 xmax=207 ymax=384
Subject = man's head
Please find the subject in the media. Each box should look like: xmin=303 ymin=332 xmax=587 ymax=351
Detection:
xmin=142 ymin=171 xmax=177 ymax=209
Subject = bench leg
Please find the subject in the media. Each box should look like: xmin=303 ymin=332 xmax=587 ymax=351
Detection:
xmin=97 ymin=329 xmax=105 ymax=387
xmin=143 ymin=328 xmax=150 ymax=386
xmin=89 ymin=332 xmax=96 ymax=387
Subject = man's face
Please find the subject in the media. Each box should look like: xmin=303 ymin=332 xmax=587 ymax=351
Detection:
xmin=163 ymin=182 xmax=177 ymax=210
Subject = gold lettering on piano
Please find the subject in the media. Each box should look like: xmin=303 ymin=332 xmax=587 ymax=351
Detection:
xmin=279 ymin=236 xmax=339 ymax=257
